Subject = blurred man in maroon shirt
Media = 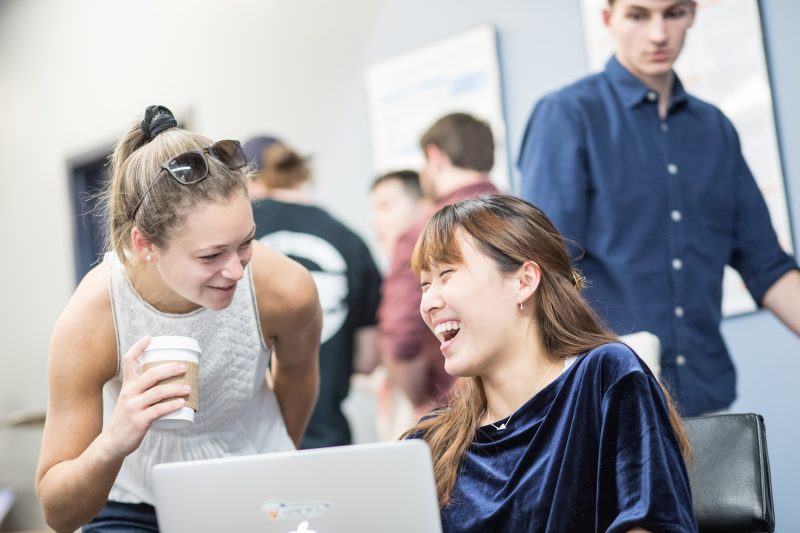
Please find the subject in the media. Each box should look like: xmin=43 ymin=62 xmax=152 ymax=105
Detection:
xmin=378 ymin=113 xmax=500 ymax=416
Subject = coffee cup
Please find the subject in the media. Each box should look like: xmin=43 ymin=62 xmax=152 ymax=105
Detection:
xmin=140 ymin=335 xmax=201 ymax=429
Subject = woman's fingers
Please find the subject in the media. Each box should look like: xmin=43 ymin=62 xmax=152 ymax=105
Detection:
xmin=138 ymin=382 xmax=192 ymax=410
xmin=145 ymin=398 xmax=188 ymax=421
xmin=134 ymin=362 xmax=188 ymax=393
xmin=118 ymin=364 xmax=189 ymax=417
xmin=121 ymin=336 xmax=151 ymax=382
xmin=121 ymin=337 xmax=189 ymax=395
xmin=104 ymin=339 xmax=195 ymax=458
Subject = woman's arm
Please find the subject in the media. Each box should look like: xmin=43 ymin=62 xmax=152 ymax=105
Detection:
xmin=762 ymin=269 xmax=800 ymax=335
xmin=353 ymin=326 xmax=380 ymax=375
xmin=252 ymin=243 xmax=322 ymax=446
xmin=599 ymin=369 xmax=697 ymax=532
xmin=35 ymin=264 xmax=190 ymax=532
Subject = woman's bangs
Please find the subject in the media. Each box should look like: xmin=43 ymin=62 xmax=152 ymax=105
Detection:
xmin=411 ymin=213 xmax=463 ymax=275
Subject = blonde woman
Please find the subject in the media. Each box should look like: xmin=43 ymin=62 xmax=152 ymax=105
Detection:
xmin=36 ymin=106 xmax=321 ymax=532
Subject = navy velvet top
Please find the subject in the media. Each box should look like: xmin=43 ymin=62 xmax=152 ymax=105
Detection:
xmin=419 ymin=343 xmax=697 ymax=533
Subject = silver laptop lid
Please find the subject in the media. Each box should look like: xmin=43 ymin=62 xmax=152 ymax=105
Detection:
xmin=152 ymin=440 xmax=442 ymax=533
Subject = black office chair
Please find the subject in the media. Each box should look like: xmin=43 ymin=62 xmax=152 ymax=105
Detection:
xmin=683 ymin=413 xmax=775 ymax=533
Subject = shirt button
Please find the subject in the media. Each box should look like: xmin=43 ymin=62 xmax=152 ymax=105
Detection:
xmin=676 ymin=354 xmax=687 ymax=366
xmin=671 ymin=210 xmax=682 ymax=222
xmin=661 ymin=122 xmax=669 ymax=132
xmin=647 ymin=91 xmax=658 ymax=102
xmin=667 ymin=163 xmax=679 ymax=175
xmin=675 ymin=306 xmax=684 ymax=317
xmin=672 ymin=258 xmax=683 ymax=270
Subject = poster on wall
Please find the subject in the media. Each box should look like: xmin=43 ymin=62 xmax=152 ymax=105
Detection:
xmin=580 ymin=0 xmax=794 ymax=317
xmin=365 ymin=24 xmax=509 ymax=191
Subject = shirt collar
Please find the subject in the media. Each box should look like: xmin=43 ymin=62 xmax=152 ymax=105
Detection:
xmin=604 ymin=55 xmax=689 ymax=111
xmin=435 ymin=180 xmax=499 ymax=208
xmin=670 ymin=75 xmax=689 ymax=110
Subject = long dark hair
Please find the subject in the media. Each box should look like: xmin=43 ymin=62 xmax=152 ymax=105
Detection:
xmin=403 ymin=195 xmax=689 ymax=506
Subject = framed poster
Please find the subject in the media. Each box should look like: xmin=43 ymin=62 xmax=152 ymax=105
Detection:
xmin=580 ymin=0 xmax=793 ymax=316
xmin=365 ymin=24 xmax=509 ymax=191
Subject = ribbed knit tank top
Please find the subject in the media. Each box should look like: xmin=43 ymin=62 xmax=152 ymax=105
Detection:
xmin=103 ymin=252 xmax=294 ymax=504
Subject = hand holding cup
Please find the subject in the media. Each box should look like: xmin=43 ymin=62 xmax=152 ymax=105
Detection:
xmin=102 ymin=335 xmax=200 ymax=459
xmin=139 ymin=336 xmax=201 ymax=429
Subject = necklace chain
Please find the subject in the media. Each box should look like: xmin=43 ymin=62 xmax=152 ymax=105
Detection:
xmin=485 ymin=357 xmax=558 ymax=431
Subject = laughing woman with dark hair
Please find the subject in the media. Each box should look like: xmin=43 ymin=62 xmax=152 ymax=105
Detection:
xmin=405 ymin=195 xmax=696 ymax=533
xmin=35 ymin=106 xmax=322 ymax=532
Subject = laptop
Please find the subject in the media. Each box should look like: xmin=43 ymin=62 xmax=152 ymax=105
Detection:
xmin=151 ymin=440 xmax=443 ymax=533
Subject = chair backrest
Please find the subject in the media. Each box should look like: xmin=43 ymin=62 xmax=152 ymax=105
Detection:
xmin=683 ymin=413 xmax=775 ymax=533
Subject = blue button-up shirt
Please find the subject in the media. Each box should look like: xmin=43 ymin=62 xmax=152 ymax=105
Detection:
xmin=517 ymin=56 xmax=797 ymax=416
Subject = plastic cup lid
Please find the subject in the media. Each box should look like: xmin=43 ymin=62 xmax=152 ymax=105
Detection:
xmin=146 ymin=335 xmax=202 ymax=353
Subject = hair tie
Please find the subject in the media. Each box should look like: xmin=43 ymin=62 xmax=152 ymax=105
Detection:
xmin=140 ymin=105 xmax=177 ymax=140
xmin=571 ymin=270 xmax=585 ymax=291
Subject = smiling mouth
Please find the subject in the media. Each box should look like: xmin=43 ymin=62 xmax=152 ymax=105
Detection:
xmin=434 ymin=321 xmax=461 ymax=343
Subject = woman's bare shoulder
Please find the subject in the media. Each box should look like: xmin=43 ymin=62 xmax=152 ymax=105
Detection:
xmin=249 ymin=242 xmax=319 ymax=338
xmin=50 ymin=259 xmax=118 ymax=382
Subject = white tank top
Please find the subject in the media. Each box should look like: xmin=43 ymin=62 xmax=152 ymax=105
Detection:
xmin=103 ymin=253 xmax=294 ymax=504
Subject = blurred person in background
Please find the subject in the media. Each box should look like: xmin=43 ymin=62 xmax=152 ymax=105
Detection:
xmin=244 ymin=136 xmax=382 ymax=448
xmin=370 ymin=169 xmax=429 ymax=269
xmin=369 ymin=170 xmax=428 ymax=439
xmin=378 ymin=113 xmax=500 ymax=418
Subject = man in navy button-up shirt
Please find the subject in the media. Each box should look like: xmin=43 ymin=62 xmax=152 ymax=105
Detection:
xmin=518 ymin=0 xmax=800 ymax=416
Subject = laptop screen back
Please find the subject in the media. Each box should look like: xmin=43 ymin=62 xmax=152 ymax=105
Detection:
xmin=152 ymin=440 xmax=442 ymax=533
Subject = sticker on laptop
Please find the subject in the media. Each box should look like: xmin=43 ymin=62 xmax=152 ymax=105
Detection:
xmin=261 ymin=499 xmax=332 ymax=521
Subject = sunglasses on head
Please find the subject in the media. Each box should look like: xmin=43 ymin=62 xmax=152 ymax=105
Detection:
xmin=131 ymin=139 xmax=247 ymax=219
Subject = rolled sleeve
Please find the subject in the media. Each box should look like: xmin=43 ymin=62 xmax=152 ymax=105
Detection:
xmin=726 ymin=123 xmax=798 ymax=304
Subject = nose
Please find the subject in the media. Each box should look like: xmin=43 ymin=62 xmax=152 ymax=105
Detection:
xmin=647 ymin=16 xmax=668 ymax=44
xmin=221 ymin=252 xmax=244 ymax=281
xmin=420 ymin=283 xmax=444 ymax=317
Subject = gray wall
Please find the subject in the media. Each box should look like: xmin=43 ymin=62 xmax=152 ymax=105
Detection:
xmin=0 ymin=0 xmax=797 ymax=530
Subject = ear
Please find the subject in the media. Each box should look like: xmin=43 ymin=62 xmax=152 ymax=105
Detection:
xmin=602 ymin=7 xmax=613 ymax=29
xmin=424 ymin=144 xmax=448 ymax=172
xmin=515 ymin=260 xmax=542 ymax=307
xmin=130 ymin=226 xmax=156 ymax=263
xmin=687 ymin=1 xmax=697 ymax=28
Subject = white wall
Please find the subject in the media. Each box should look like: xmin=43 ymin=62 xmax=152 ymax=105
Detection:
xmin=1 ymin=0 xmax=798 ymax=530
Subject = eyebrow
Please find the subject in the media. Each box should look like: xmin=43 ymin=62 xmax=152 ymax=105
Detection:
xmin=196 ymin=225 xmax=256 ymax=254
xmin=625 ymin=0 xmax=689 ymax=10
